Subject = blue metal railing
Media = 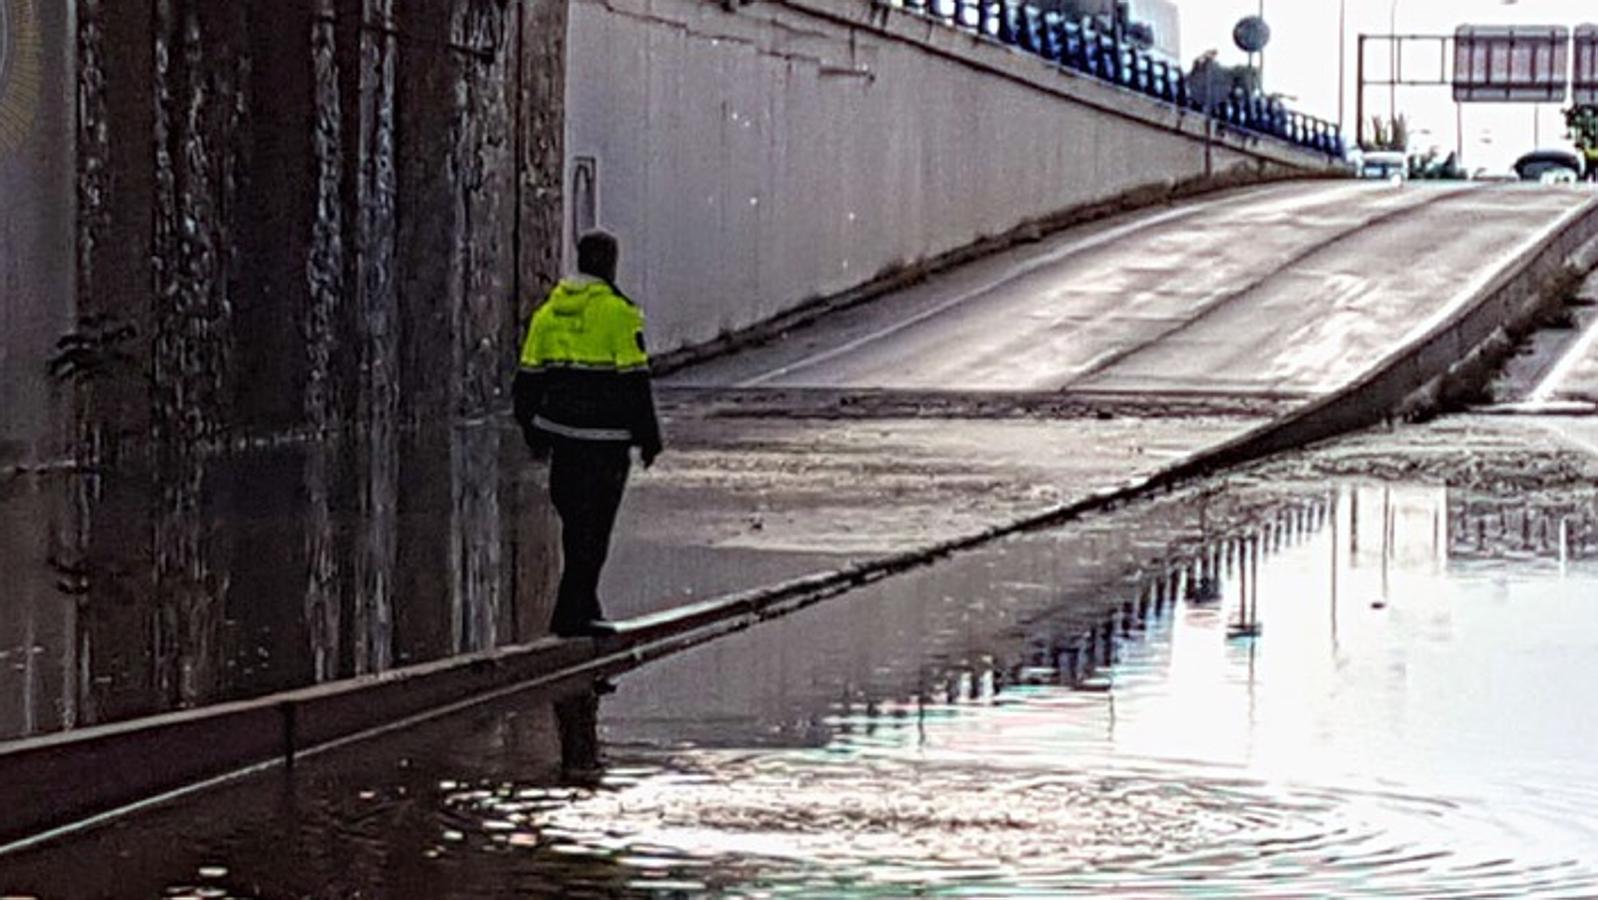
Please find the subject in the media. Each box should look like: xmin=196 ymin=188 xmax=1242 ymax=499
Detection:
xmin=884 ymin=0 xmax=1346 ymax=159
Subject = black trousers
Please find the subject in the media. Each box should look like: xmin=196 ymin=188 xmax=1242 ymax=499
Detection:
xmin=547 ymin=439 xmax=631 ymax=634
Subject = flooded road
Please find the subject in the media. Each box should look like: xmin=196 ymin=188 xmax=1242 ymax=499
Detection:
xmin=0 ymin=402 xmax=1251 ymax=744
xmin=10 ymin=465 xmax=1598 ymax=897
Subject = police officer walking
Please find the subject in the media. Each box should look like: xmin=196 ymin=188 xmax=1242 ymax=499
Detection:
xmin=515 ymin=231 xmax=663 ymax=638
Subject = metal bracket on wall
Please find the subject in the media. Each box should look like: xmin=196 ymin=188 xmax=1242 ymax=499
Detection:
xmin=572 ymin=156 xmax=598 ymax=238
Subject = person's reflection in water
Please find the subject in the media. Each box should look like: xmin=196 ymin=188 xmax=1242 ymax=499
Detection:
xmin=553 ymin=682 xmax=606 ymax=785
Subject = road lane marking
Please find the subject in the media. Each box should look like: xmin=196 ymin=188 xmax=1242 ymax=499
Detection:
xmin=1530 ymin=291 xmax=1598 ymax=404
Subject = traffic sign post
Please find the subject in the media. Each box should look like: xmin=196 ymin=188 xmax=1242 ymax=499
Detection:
xmin=1355 ymin=25 xmax=1591 ymax=158
xmin=1355 ymin=33 xmax=1453 ymax=150
xmin=1234 ymin=15 xmax=1271 ymax=92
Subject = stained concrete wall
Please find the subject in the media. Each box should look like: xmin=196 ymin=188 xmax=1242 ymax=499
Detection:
xmin=1 ymin=0 xmax=569 ymax=470
xmin=565 ymin=0 xmax=1340 ymax=356
xmin=0 ymin=0 xmax=74 ymax=464
xmin=0 ymin=0 xmax=78 ymax=746
xmin=0 ymin=1 xmax=567 ymax=736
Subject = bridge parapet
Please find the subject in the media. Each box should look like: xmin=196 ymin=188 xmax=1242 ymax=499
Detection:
xmin=880 ymin=0 xmax=1345 ymax=159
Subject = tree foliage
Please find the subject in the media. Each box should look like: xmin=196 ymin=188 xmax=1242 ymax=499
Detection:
xmin=1565 ymin=104 xmax=1598 ymax=156
xmin=1187 ymin=50 xmax=1259 ymax=110
xmin=1366 ymin=114 xmax=1409 ymax=152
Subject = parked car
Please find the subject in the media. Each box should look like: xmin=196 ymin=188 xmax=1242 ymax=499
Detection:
xmin=1513 ymin=149 xmax=1584 ymax=183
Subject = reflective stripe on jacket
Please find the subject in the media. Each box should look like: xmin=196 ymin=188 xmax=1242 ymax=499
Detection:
xmin=513 ymin=276 xmax=662 ymax=451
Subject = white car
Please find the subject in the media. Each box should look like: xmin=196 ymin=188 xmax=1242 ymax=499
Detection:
xmin=1357 ymin=151 xmax=1407 ymax=182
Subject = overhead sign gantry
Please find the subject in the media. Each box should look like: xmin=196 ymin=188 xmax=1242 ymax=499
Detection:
xmin=1357 ymin=23 xmax=1596 ymax=154
xmin=1577 ymin=25 xmax=1598 ymax=106
xmin=1453 ymin=26 xmax=1568 ymax=103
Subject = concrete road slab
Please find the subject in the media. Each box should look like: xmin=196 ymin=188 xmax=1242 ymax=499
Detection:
xmin=668 ymin=182 xmax=1595 ymax=397
xmin=1080 ymin=187 xmax=1594 ymax=396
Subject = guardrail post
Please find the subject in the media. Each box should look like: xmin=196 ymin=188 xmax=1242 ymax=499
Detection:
xmin=1044 ymin=14 xmax=1062 ymax=61
xmin=997 ymin=1 xmax=1016 ymax=44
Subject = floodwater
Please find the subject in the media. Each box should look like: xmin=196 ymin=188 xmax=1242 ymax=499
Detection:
xmin=0 ymin=417 xmax=862 ymax=745
xmin=9 ymin=479 xmax=1598 ymax=897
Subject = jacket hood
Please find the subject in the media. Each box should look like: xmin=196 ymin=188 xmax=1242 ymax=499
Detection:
xmin=548 ymin=275 xmax=611 ymax=318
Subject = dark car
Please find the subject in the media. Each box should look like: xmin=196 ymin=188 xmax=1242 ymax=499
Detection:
xmin=1513 ymin=149 xmax=1584 ymax=183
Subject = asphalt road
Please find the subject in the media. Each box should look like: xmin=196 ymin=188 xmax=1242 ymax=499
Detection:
xmin=670 ymin=181 xmax=1596 ymax=399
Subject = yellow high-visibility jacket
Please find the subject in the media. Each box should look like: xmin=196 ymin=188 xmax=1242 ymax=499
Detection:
xmin=513 ymin=276 xmax=662 ymax=453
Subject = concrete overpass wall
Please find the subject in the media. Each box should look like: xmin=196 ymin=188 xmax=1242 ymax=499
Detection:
xmin=566 ymin=0 xmax=1341 ymax=356
xmin=0 ymin=0 xmax=574 ymax=471
xmin=0 ymin=0 xmax=75 ymax=464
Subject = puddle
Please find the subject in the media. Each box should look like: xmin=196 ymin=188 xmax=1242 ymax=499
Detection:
xmin=531 ymin=483 xmax=1598 ymax=896
xmin=10 ymin=478 xmax=1598 ymax=897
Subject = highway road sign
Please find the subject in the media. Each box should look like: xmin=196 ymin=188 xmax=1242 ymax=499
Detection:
xmin=1453 ymin=25 xmax=1568 ymax=103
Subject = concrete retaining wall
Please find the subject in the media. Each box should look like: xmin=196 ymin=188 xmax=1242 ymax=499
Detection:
xmin=1 ymin=0 xmax=570 ymax=470
xmin=566 ymin=0 xmax=1342 ymax=357
xmin=0 ymin=0 xmax=74 ymax=464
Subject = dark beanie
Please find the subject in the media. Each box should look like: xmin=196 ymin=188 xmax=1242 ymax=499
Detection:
xmin=577 ymin=231 xmax=620 ymax=283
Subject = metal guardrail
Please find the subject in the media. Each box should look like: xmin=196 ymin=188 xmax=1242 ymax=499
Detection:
xmin=885 ymin=0 xmax=1347 ymax=159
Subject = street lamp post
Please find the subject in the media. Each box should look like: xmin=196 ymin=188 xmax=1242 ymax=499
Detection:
xmin=1339 ymin=0 xmax=1347 ymax=134
xmin=1258 ymin=0 xmax=1267 ymax=89
xmin=1390 ymin=0 xmax=1401 ymax=126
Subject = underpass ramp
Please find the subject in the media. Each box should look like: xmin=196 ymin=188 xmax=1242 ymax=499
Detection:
xmin=668 ymin=182 xmax=1598 ymax=408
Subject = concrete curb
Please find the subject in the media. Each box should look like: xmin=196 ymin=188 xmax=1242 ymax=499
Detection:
xmin=5 ymin=189 xmax=1595 ymax=857
xmin=0 ymin=639 xmax=591 ymax=851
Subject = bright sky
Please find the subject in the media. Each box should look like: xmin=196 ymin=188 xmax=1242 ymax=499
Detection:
xmin=1176 ymin=0 xmax=1597 ymax=172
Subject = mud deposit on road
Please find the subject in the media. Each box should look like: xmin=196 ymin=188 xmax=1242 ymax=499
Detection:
xmin=1248 ymin=414 xmax=1598 ymax=493
xmin=605 ymin=408 xmax=1264 ymax=621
